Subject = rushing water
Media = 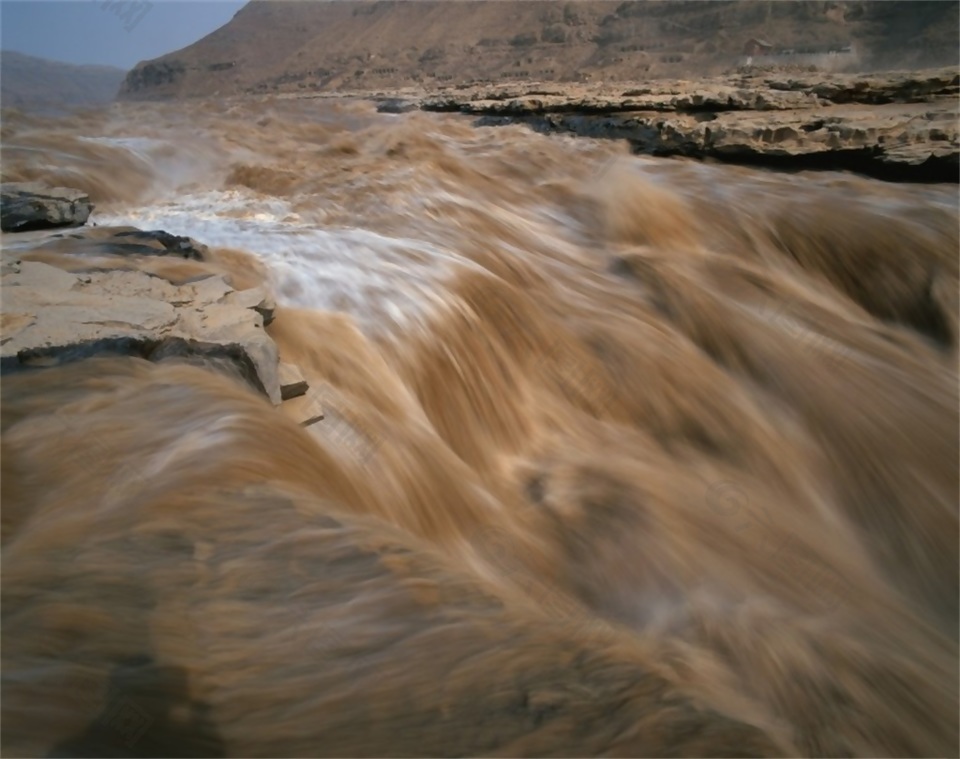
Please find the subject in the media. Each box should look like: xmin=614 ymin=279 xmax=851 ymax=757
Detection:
xmin=2 ymin=96 xmax=958 ymax=757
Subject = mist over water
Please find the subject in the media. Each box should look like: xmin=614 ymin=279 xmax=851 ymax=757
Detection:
xmin=2 ymin=97 xmax=958 ymax=757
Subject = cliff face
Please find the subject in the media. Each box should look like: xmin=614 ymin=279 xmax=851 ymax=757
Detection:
xmin=118 ymin=1 xmax=959 ymax=100
xmin=1 ymin=51 xmax=126 ymax=111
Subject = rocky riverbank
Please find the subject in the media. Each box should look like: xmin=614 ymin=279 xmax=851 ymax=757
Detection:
xmin=412 ymin=67 xmax=959 ymax=181
xmin=0 ymin=185 xmax=322 ymax=424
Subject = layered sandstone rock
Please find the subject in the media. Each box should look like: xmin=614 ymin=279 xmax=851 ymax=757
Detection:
xmin=0 ymin=226 xmax=283 ymax=404
xmin=419 ymin=68 xmax=959 ymax=181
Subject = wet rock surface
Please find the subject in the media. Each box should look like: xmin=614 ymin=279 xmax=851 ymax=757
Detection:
xmin=418 ymin=68 xmax=959 ymax=181
xmin=4 ymin=225 xmax=210 ymax=261
xmin=1 ymin=182 xmax=95 ymax=232
xmin=0 ymin=226 xmax=282 ymax=403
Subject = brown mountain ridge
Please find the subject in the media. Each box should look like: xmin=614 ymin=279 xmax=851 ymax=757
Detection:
xmin=119 ymin=1 xmax=959 ymax=100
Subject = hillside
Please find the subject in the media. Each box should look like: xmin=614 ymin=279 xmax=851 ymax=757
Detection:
xmin=119 ymin=1 xmax=959 ymax=100
xmin=1 ymin=51 xmax=126 ymax=111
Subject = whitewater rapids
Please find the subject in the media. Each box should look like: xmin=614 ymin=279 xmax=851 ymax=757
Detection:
xmin=2 ymin=96 xmax=957 ymax=757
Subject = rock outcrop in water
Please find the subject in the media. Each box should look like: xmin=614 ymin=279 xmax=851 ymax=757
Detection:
xmin=1 ymin=182 xmax=95 ymax=232
xmin=0 ymin=226 xmax=284 ymax=404
xmin=419 ymin=67 xmax=959 ymax=181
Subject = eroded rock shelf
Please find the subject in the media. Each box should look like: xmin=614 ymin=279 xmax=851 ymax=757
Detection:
xmin=416 ymin=68 xmax=959 ymax=181
xmin=0 ymin=222 xmax=291 ymax=406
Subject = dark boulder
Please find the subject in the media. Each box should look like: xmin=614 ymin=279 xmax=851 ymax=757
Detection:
xmin=1 ymin=182 xmax=94 ymax=232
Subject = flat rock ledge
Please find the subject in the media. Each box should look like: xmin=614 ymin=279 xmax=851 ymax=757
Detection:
xmin=415 ymin=67 xmax=959 ymax=181
xmin=1 ymin=226 xmax=284 ymax=405
xmin=1 ymin=182 xmax=95 ymax=232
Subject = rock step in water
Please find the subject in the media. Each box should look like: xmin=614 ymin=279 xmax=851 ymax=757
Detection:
xmin=277 ymin=362 xmax=325 ymax=427
xmin=281 ymin=391 xmax=326 ymax=427
xmin=1 ymin=224 xmax=293 ymax=407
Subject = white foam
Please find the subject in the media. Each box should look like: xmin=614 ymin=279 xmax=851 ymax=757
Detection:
xmin=92 ymin=190 xmax=476 ymax=335
xmin=78 ymin=134 xmax=226 ymax=198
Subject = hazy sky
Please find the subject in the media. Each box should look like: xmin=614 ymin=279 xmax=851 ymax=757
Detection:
xmin=1 ymin=0 xmax=247 ymax=69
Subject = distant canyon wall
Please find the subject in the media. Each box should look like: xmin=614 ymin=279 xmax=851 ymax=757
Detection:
xmin=118 ymin=1 xmax=959 ymax=100
xmin=1 ymin=51 xmax=126 ymax=112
